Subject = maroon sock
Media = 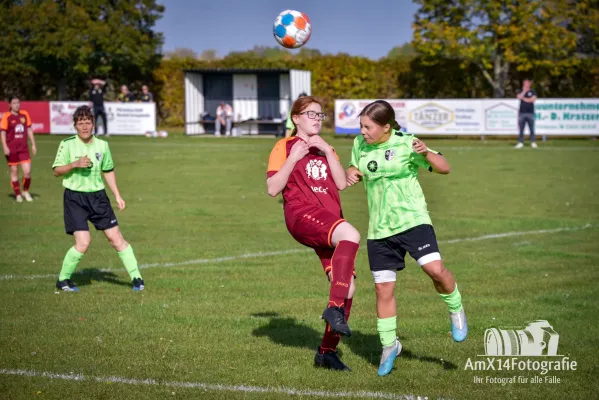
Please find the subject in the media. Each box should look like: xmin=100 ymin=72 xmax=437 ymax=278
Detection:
xmin=11 ymin=181 xmax=20 ymax=196
xmin=320 ymin=297 xmax=354 ymax=354
xmin=22 ymin=177 xmax=31 ymax=191
xmin=328 ymin=241 xmax=359 ymax=307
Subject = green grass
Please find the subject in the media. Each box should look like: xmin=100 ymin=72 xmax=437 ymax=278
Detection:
xmin=1 ymin=134 xmax=598 ymax=400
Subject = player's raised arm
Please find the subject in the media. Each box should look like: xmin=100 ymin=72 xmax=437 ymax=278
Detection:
xmin=412 ymin=139 xmax=450 ymax=174
xmin=53 ymin=155 xmax=91 ymax=177
xmin=266 ymin=140 xmax=309 ymax=197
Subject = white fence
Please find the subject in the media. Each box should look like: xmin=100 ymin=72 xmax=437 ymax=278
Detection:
xmin=335 ymin=99 xmax=599 ymax=136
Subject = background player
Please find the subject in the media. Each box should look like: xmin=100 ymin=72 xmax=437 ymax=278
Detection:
xmin=1 ymin=96 xmax=36 ymax=202
xmin=89 ymin=78 xmax=108 ymax=136
xmin=346 ymin=100 xmax=467 ymax=377
xmin=284 ymin=92 xmax=307 ymax=137
xmin=51 ymin=105 xmax=144 ymax=292
xmin=266 ymin=96 xmax=360 ymax=371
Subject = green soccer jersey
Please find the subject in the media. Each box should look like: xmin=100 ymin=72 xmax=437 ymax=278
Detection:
xmin=285 ymin=114 xmax=294 ymax=130
xmin=52 ymin=135 xmax=114 ymax=192
xmin=349 ymin=131 xmax=440 ymax=240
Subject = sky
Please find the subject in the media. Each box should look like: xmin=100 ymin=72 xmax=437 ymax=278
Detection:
xmin=155 ymin=0 xmax=420 ymax=60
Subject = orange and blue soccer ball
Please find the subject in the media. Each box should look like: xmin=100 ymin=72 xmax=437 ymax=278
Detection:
xmin=273 ymin=10 xmax=312 ymax=49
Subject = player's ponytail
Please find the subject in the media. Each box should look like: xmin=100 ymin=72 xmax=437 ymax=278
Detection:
xmin=289 ymin=95 xmax=323 ymax=137
xmin=359 ymin=100 xmax=401 ymax=133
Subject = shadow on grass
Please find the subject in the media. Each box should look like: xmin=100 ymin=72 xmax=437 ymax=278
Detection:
xmin=7 ymin=192 xmax=41 ymax=200
xmin=251 ymin=313 xmax=457 ymax=370
xmin=71 ymin=268 xmax=130 ymax=288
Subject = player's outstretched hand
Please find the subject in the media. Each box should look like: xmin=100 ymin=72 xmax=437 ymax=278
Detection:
xmin=32 ymin=144 xmax=37 ymax=156
xmin=308 ymin=135 xmax=332 ymax=154
xmin=72 ymin=155 xmax=91 ymax=168
xmin=412 ymin=139 xmax=429 ymax=156
xmin=346 ymin=166 xmax=364 ymax=186
xmin=115 ymin=196 xmax=126 ymax=211
xmin=289 ymin=140 xmax=309 ymax=162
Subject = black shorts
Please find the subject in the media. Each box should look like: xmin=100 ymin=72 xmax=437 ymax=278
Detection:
xmin=63 ymin=189 xmax=118 ymax=235
xmin=367 ymin=224 xmax=441 ymax=272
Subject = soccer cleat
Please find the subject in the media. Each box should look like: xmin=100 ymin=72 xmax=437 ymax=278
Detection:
xmin=531 ymin=142 xmax=538 ymax=149
xmin=378 ymin=337 xmax=402 ymax=377
xmin=15 ymin=195 xmax=23 ymax=203
xmin=322 ymin=306 xmax=351 ymax=336
xmin=450 ymin=308 xmax=468 ymax=342
xmin=514 ymin=142 xmax=524 ymax=149
xmin=132 ymin=278 xmax=145 ymax=292
xmin=22 ymin=191 xmax=33 ymax=202
xmin=314 ymin=347 xmax=351 ymax=371
xmin=56 ymin=279 xmax=80 ymax=292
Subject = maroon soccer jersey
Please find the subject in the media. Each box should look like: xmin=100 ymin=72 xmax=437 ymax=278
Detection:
xmin=267 ymin=136 xmax=343 ymax=225
xmin=0 ymin=110 xmax=31 ymax=152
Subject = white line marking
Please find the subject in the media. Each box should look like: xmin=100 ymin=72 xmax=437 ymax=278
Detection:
xmin=440 ymin=224 xmax=593 ymax=244
xmin=0 ymin=368 xmax=437 ymax=400
xmin=0 ymin=224 xmax=593 ymax=282
xmin=140 ymin=249 xmax=308 ymax=268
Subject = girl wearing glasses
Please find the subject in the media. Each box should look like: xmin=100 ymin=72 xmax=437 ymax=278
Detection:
xmin=266 ymin=96 xmax=360 ymax=371
xmin=345 ymin=100 xmax=467 ymax=377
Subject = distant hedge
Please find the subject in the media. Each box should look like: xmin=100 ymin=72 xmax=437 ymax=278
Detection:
xmin=154 ymin=54 xmax=599 ymax=127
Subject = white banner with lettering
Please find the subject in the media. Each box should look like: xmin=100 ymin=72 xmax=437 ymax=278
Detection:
xmin=335 ymin=99 xmax=599 ymax=136
xmin=50 ymin=102 xmax=156 ymax=135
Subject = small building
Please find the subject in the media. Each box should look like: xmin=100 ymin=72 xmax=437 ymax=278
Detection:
xmin=184 ymin=68 xmax=311 ymax=135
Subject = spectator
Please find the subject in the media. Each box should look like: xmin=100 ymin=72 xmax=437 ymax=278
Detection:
xmin=215 ymin=102 xmax=233 ymax=136
xmin=515 ymin=79 xmax=538 ymax=149
xmin=117 ymin=85 xmax=135 ymax=103
xmin=89 ymin=78 xmax=108 ymax=136
xmin=140 ymin=85 xmax=154 ymax=102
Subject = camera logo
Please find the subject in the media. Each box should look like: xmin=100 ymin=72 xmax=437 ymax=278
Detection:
xmin=484 ymin=320 xmax=560 ymax=356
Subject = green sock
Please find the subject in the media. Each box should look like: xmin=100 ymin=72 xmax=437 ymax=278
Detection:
xmin=59 ymin=247 xmax=84 ymax=281
xmin=377 ymin=316 xmax=397 ymax=347
xmin=118 ymin=245 xmax=142 ymax=280
xmin=439 ymin=284 xmax=463 ymax=313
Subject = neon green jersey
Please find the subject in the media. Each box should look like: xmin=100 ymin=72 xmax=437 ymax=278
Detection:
xmin=285 ymin=114 xmax=294 ymax=130
xmin=52 ymin=135 xmax=114 ymax=192
xmin=349 ymin=131 xmax=440 ymax=239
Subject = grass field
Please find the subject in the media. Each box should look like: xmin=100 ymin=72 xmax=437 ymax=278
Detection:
xmin=1 ymin=133 xmax=598 ymax=400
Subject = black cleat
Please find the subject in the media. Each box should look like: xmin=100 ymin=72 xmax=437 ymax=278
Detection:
xmin=56 ymin=279 xmax=79 ymax=292
xmin=132 ymin=278 xmax=145 ymax=292
xmin=322 ymin=306 xmax=351 ymax=336
xmin=314 ymin=347 xmax=351 ymax=371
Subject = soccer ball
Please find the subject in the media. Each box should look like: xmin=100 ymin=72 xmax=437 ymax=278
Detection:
xmin=273 ymin=10 xmax=312 ymax=49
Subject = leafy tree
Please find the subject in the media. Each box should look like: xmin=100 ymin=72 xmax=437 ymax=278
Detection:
xmin=166 ymin=48 xmax=198 ymax=59
xmin=386 ymin=43 xmax=416 ymax=59
xmin=199 ymin=49 xmax=219 ymax=60
xmin=412 ymin=0 xmax=580 ymax=97
xmin=0 ymin=0 xmax=164 ymax=100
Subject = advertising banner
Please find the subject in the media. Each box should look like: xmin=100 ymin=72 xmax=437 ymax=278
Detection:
xmin=335 ymin=99 xmax=599 ymax=136
xmin=0 ymin=101 xmax=51 ymax=133
xmin=50 ymin=102 xmax=156 ymax=135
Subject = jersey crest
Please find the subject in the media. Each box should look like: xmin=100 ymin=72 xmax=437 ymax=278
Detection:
xmin=306 ymin=159 xmax=328 ymax=180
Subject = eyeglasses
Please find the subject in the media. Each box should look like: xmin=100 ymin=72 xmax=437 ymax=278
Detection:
xmin=299 ymin=111 xmax=327 ymax=121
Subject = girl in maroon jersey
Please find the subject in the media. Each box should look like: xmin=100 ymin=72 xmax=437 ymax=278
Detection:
xmin=1 ymin=96 xmax=37 ymax=202
xmin=266 ymin=96 xmax=360 ymax=371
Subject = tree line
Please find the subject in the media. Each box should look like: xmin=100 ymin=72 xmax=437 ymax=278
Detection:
xmin=1 ymin=0 xmax=597 ymax=127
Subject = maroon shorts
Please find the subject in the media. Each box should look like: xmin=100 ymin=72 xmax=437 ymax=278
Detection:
xmin=288 ymin=208 xmax=345 ymax=249
xmin=288 ymin=208 xmax=356 ymax=278
xmin=6 ymin=149 xmax=31 ymax=166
